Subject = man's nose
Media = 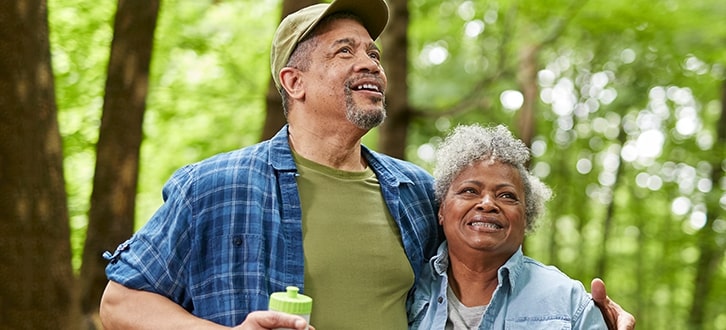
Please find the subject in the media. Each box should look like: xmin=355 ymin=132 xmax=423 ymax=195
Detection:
xmin=354 ymin=52 xmax=381 ymax=73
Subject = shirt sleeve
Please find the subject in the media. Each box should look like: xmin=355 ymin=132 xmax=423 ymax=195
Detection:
xmin=573 ymin=293 xmax=609 ymax=329
xmin=104 ymin=165 xmax=196 ymax=309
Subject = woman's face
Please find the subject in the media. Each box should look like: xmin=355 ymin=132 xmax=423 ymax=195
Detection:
xmin=439 ymin=160 xmax=526 ymax=258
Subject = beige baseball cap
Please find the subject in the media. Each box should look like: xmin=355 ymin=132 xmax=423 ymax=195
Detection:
xmin=270 ymin=0 xmax=389 ymax=90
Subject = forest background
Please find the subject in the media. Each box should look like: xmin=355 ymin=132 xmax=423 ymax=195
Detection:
xmin=1 ymin=0 xmax=724 ymax=329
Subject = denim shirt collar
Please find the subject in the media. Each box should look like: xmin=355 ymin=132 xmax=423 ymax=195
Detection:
xmin=428 ymin=241 xmax=525 ymax=295
xmin=267 ymin=125 xmax=414 ymax=188
xmin=268 ymin=125 xmax=296 ymax=171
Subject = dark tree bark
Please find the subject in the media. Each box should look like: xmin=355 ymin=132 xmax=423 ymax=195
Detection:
xmin=260 ymin=0 xmax=319 ymax=141
xmin=595 ymin=128 xmax=627 ymax=277
xmin=516 ymin=45 xmax=540 ymax=148
xmin=78 ymin=0 xmax=160 ymax=327
xmin=687 ymin=80 xmax=726 ymax=329
xmin=378 ymin=0 xmax=410 ymax=159
xmin=0 ymin=0 xmax=75 ymax=328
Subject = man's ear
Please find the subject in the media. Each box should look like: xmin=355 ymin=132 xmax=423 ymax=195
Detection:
xmin=280 ymin=67 xmax=304 ymax=99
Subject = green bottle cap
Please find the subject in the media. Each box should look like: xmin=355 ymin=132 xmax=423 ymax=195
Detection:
xmin=269 ymin=286 xmax=313 ymax=315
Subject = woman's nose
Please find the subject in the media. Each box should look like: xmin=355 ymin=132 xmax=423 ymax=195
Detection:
xmin=476 ymin=194 xmax=499 ymax=212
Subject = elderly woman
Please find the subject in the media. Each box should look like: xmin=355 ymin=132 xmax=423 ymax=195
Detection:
xmin=408 ymin=124 xmax=607 ymax=329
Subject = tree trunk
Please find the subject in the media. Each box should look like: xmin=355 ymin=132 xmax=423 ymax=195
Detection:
xmin=516 ymin=44 xmax=539 ymax=148
xmin=78 ymin=0 xmax=160 ymax=328
xmin=687 ymin=80 xmax=726 ymax=329
xmin=378 ymin=0 xmax=410 ymax=159
xmin=516 ymin=44 xmax=540 ymax=254
xmin=0 ymin=0 xmax=75 ymax=328
xmin=260 ymin=0 xmax=320 ymax=141
xmin=595 ymin=128 xmax=627 ymax=277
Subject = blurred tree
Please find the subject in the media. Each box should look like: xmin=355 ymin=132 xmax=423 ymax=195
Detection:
xmin=0 ymin=0 xmax=75 ymax=328
xmin=30 ymin=0 xmax=726 ymax=329
xmin=78 ymin=0 xmax=160 ymax=328
xmin=378 ymin=0 xmax=412 ymax=159
xmin=403 ymin=1 xmax=726 ymax=328
xmin=261 ymin=0 xmax=319 ymax=141
xmin=688 ymin=81 xmax=726 ymax=329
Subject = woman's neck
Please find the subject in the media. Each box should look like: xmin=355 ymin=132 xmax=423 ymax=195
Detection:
xmin=447 ymin=253 xmax=501 ymax=307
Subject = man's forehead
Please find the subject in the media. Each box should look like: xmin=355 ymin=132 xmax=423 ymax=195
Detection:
xmin=321 ymin=17 xmax=364 ymax=31
xmin=315 ymin=19 xmax=377 ymax=47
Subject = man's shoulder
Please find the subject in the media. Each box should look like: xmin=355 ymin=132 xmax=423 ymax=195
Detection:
xmin=171 ymin=141 xmax=276 ymax=181
xmin=200 ymin=140 xmax=273 ymax=167
xmin=364 ymin=147 xmax=432 ymax=180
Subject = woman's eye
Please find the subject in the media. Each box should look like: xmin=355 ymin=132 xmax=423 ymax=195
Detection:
xmin=500 ymin=192 xmax=518 ymax=201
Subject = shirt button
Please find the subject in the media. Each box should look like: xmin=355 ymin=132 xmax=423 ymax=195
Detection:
xmin=233 ymin=237 xmax=243 ymax=246
xmin=437 ymin=296 xmax=444 ymax=303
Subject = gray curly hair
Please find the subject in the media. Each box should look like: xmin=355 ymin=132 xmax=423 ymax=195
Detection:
xmin=433 ymin=124 xmax=552 ymax=232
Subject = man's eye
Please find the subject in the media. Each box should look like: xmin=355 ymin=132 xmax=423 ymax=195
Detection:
xmin=459 ymin=188 xmax=477 ymax=194
xmin=369 ymin=51 xmax=381 ymax=60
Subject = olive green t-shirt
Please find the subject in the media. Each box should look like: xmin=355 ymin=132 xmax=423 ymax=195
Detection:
xmin=293 ymin=152 xmax=414 ymax=329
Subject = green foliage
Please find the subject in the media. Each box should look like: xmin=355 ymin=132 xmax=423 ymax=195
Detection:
xmin=50 ymin=0 xmax=725 ymax=328
xmin=51 ymin=0 xmax=280 ymax=255
xmin=406 ymin=0 xmax=726 ymax=328
xmin=138 ymin=0 xmax=279 ymax=225
xmin=49 ymin=0 xmax=116 ymax=273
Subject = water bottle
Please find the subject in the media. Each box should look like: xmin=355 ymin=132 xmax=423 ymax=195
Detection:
xmin=268 ymin=286 xmax=313 ymax=330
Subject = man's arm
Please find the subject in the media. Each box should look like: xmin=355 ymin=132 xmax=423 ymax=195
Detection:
xmin=591 ymin=278 xmax=636 ymax=330
xmin=100 ymin=281 xmax=309 ymax=330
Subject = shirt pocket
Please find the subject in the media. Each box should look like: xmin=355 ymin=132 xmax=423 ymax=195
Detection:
xmin=191 ymin=234 xmax=266 ymax=317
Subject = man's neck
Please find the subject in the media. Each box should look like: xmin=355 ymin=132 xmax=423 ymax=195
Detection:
xmin=288 ymin=123 xmax=368 ymax=171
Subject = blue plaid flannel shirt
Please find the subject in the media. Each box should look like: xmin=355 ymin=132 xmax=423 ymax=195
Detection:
xmin=104 ymin=125 xmax=441 ymax=326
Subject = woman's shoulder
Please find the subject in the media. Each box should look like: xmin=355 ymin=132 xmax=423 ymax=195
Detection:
xmin=516 ymin=256 xmax=589 ymax=295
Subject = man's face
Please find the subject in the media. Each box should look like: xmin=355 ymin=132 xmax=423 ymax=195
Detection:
xmin=302 ymin=18 xmax=388 ymax=130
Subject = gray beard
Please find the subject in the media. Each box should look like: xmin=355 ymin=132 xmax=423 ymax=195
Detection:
xmin=345 ymin=89 xmax=386 ymax=130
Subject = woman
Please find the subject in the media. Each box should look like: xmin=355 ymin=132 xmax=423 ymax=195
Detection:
xmin=408 ymin=124 xmax=607 ymax=329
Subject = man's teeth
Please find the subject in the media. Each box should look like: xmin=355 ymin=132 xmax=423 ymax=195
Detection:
xmin=355 ymin=84 xmax=379 ymax=91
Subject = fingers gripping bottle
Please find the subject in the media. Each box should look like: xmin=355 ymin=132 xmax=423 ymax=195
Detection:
xmin=268 ymin=286 xmax=313 ymax=330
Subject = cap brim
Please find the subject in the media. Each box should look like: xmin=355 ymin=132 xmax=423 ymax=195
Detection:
xmin=321 ymin=0 xmax=389 ymax=40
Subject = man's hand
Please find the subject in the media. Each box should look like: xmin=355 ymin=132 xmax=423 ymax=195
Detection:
xmin=100 ymin=281 xmax=314 ymax=330
xmin=591 ymin=278 xmax=636 ymax=330
xmin=233 ymin=311 xmax=313 ymax=330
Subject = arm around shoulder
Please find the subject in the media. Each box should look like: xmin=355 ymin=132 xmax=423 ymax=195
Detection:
xmin=591 ymin=278 xmax=636 ymax=330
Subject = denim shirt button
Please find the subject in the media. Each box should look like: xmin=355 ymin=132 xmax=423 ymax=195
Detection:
xmin=437 ymin=296 xmax=444 ymax=303
xmin=233 ymin=237 xmax=243 ymax=246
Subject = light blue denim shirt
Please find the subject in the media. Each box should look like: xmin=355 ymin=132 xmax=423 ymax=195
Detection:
xmin=408 ymin=242 xmax=607 ymax=329
xmin=104 ymin=125 xmax=441 ymax=326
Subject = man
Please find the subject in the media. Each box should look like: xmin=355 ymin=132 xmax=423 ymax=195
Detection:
xmin=99 ymin=1 xmax=635 ymax=329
